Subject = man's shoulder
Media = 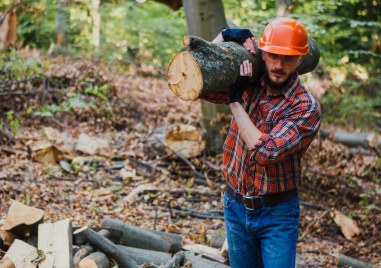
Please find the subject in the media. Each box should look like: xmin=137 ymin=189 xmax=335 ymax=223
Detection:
xmin=293 ymin=84 xmax=321 ymax=112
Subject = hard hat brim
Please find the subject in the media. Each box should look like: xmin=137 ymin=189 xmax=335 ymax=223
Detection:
xmin=259 ymin=44 xmax=309 ymax=56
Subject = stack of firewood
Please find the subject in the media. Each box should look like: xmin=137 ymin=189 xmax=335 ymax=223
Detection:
xmin=0 ymin=201 xmax=229 ymax=268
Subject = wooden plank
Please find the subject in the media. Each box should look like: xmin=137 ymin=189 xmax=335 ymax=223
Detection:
xmin=3 ymin=239 xmax=38 ymax=268
xmin=38 ymin=219 xmax=73 ymax=268
xmin=37 ymin=223 xmax=55 ymax=268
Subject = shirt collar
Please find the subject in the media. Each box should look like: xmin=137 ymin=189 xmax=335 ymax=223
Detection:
xmin=259 ymin=72 xmax=300 ymax=102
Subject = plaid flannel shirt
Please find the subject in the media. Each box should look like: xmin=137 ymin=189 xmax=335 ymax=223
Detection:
xmin=206 ymin=74 xmax=321 ymax=196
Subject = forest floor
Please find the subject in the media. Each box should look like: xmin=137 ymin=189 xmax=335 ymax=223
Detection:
xmin=0 ymin=55 xmax=380 ymax=267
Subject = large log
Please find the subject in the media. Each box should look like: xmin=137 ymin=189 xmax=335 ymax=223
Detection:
xmin=167 ymin=35 xmax=320 ymax=101
xmin=73 ymin=226 xmax=137 ymax=268
xmin=101 ymin=218 xmax=172 ymax=253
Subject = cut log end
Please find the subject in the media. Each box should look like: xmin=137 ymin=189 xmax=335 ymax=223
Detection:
xmin=167 ymin=52 xmax=203 ymax=101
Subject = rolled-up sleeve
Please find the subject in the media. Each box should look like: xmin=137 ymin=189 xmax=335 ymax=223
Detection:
xmin=250 ymin=97 xmax=321 ymax=166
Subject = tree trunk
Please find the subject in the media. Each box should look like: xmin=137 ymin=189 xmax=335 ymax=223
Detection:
xmin=182 ymin=0 xmax=229 ymax=152
xmin=92 ymin=0 xmax=100 ymax=52
xmin=55 ymin=1 xmax=70 ymax=46
xmin=168 ymin=35 xmax=320 ymax=101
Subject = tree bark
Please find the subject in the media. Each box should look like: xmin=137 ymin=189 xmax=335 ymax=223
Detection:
xmin=78 ymin=252 xmax=111 ymax=268
xmin=117 ymin=245 xmax=172 ymax=266
xmin=72 ymin=226 xmax=137 ymax=268
xmin=167 ymin=35 xmax=320 ymax=101
xmin=101 ymin=218 xmax=172 ymax=253
xmin=164 ymin=251 xmax=185 ymax=268
xmin=338 ymin=254 xmax=374 ymax=268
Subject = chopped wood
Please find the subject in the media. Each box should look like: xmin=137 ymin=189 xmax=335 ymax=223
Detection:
xmin=0 ymin=256 xmax=15 ymax=268
xmin=182 ymin=244 xmax=227 ymax=263
xmin=101 ymin=218 xmax=171 ymax=253
xmin=148 ymin=229 xmax=182 ymax=254
xmin=207 ymin=231 xmax=225 ymax=249
xmin=73 ymin=229 xmax=111 ymax=267
xmin=2 ymin=239 xmax=38 ymax=268
xmin=38 ymin=219 xmax=73 ymax=268
xmin=0 ymin=229 xmax=17 ymax=247
xmin=184 ymin=251 xmax=229 ymax=268
xmin=164 ymin=251 xmax=185 ymax=268
xmin=72 ymin=226 xmax=137 ymax=268
xmin=74 ymin=244 xmax=94 ymax=268
xmin=167 ymin=35 xmax=320 ymax=101
xmin=330 ymin=208 xmax=361 ymax=240
xmin=3 ymin=201 xmax=44 ymax=238
xmin=117 ymin=245 xmax=171 ymax=266
xmin=78 ymin=252 xmax=110 ymax=268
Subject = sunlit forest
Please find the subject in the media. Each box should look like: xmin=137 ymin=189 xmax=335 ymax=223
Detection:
xmin=0 ymin=0 xmax=380 ymax=267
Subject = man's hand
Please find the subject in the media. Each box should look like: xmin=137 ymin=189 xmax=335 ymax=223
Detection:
xmin=221 ymin=28 xmax=254 ymax=45
xmin=227 ymin=60 xmax=252 ymax=104
xmin=243 ymin=36 xmax=256 ymax=55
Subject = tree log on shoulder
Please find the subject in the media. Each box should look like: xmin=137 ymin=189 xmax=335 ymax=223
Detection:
xmin=167 ymin=35 xmax=320 ymax=101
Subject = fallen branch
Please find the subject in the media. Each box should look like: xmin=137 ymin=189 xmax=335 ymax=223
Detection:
xmin=154 ymin=137 xmax=208 ymax=185
xmin=338 ymin=254 xmax=375 ymax=268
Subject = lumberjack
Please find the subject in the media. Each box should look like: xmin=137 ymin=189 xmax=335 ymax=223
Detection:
xmin=168 ymin=18 xmax=321 ymax=268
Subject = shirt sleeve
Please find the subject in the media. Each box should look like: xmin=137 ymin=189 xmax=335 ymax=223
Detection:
xmin=249 ymin=97 xmax=321 ymax=166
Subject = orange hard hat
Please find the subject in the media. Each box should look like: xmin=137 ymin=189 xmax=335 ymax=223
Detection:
xmin=258 ymin=18 xmax=309 ymax=56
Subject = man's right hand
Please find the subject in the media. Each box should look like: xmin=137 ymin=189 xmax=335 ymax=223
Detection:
xmin=227 ymin=60 xmax=252 ymax=104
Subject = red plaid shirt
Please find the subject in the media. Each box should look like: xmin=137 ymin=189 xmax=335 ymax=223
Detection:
xmin=205 ymin=74 xmax=321 ymax=196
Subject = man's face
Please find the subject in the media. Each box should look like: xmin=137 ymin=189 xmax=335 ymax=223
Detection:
xmin=262 ymin=51 xmax=302 ymax=90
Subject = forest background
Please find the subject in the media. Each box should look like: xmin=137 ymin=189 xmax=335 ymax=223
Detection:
xmin=0 ymin=0 xmax=381 ymax=267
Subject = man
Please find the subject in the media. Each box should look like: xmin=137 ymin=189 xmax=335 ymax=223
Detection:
xmin=207 ymin=18 xmax=321 ymax=267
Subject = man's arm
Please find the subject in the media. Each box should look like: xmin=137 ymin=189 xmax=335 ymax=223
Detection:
xmin=229 ymin=102 xmax=262 ymax=148
xmin=228 ymin=60 xmax=262 ymax=148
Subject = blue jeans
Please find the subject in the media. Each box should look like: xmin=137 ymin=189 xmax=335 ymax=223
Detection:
xmin=223 ymin=191 xmax=300 ymax=268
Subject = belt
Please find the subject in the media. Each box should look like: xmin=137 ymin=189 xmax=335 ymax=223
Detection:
xmin=225 ymin=182 xmax=298 ymax=210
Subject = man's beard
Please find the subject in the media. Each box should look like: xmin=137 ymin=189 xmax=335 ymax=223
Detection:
xmin=264 ymin=70 xmax=294 ymax=91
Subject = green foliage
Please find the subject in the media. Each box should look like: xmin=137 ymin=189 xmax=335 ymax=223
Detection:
xmin=5 ymin=110 xmax=20 ymax=135
xmin=0 ymin=49 xmax=42 ymax=80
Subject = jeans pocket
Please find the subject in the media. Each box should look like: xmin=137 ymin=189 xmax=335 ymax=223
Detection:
xmin=223 ymin=192 xmax=233 ymax=209
xmin=269 ymin=198 xmax=299 ymax=217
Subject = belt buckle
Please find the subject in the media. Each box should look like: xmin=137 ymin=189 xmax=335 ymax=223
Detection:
xmin=243 ymin=195 xmax=257 ymax=211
